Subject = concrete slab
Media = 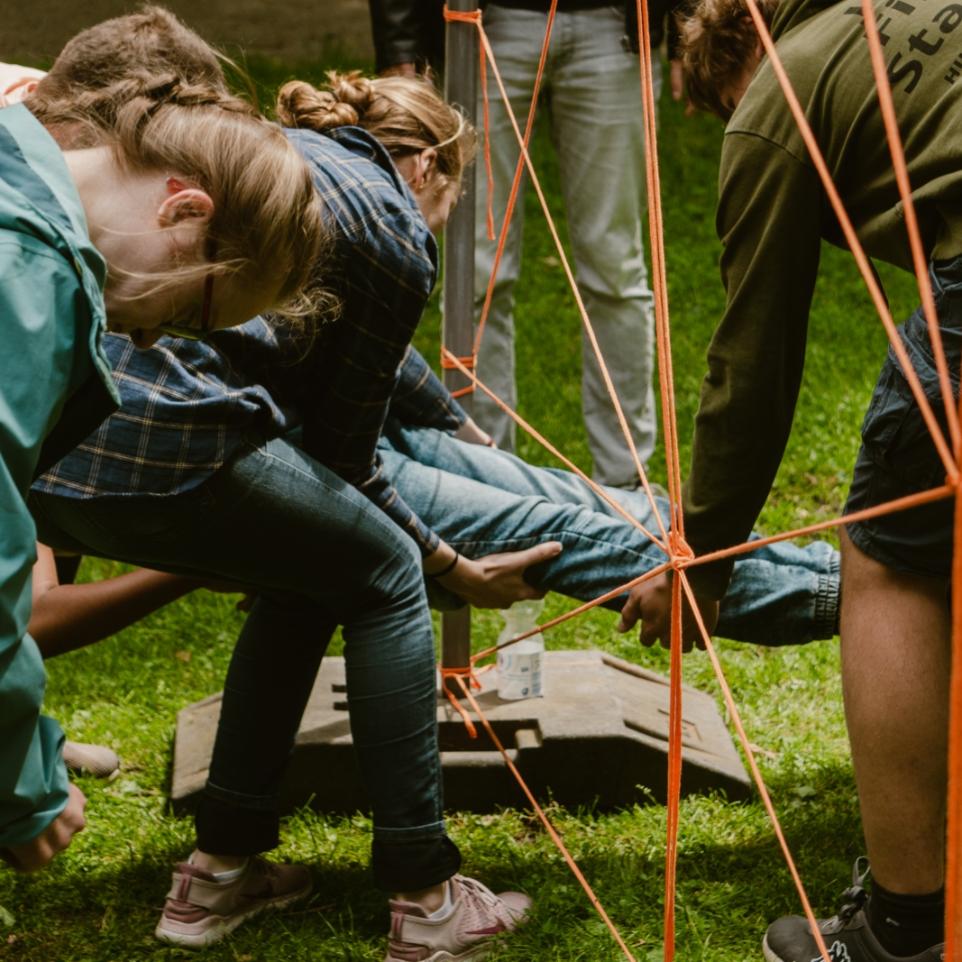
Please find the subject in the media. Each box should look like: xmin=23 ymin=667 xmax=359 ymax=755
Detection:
xmin=171 ymin=650 xmax=751 ymax=814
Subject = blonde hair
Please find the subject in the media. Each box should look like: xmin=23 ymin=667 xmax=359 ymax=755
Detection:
xmin=32 ymin=75 xmax=326 ymax=321
xmin=681 ymin=0 xmax=779 ymax=120
xmin=276 ymin=70 xmax=476 ymax=188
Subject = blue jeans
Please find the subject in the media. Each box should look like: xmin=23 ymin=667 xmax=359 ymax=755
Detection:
xmin=29 ymin=436 xmax=460 ymax=891
xmin=380 ymin=422 xmax=840 ymax=645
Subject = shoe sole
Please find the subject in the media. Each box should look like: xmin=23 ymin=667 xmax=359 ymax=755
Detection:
xmin=154 ymin=879 xmax=312 ymax=948
xmin=385 ymin=940 xmax=501 ymax=962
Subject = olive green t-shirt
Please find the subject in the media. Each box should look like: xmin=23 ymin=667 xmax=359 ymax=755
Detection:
xmin=684 ymin=0 xmax=962 ymax=596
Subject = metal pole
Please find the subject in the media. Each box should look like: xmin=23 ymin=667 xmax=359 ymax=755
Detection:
xmin=441 ymin=0 xmax=478 ymax=692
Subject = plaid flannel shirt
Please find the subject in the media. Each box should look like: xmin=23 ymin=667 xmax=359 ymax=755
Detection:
xmin=36 ymin=126 xmax=466 ymax=554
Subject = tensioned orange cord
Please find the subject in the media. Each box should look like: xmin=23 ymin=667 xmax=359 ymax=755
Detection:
xmin=949 ymin=466 xmax=962 ymax=961
xmin=470 ymin=0 xmax=558 ymax=363
xmin=469 ymin=485 xmax=953 ymax=669
xmin=629 ymin=4 xmax=688 ymax=954
xmin=442 ymin=349 xmax=671 ymax=553
xmin=453 ymin=673 xmax=640 ymax=962
xmin=680 ymin=573 xmax=834 ymax=962
xmin=470 ymin=20 xmax=669 ymax=529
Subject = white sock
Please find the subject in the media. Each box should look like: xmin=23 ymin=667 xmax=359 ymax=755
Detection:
xmin=189 ymin=851 xmax=247 ymax=882
xmin=427 ymin=881 xmax=454 ymax=920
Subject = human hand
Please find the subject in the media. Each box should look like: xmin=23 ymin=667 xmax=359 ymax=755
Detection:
xmin=3 ymin=782 xmax=86 ymax=872
xmin=454 ymin=417 xmax=496 ymax=447
xmin=617 ymin=570 xmax=719 ymax=651
xmin=438 ymin=542 xmax=563 ymax=608
xmin=198 ymin=578 xmax=255 ymax=611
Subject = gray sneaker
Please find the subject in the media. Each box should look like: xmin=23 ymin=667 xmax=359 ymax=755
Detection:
xmin=155 ymin=856 xmax=311 ymax=948
xmin=762 ymin=861 xmax=944 ymax=962
xmin=384 ymin=874 xmax=531 ymax=962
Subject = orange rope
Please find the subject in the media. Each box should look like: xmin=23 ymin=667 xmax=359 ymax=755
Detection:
xmin=439 ymin=3 xmax=962 ymax=959
xmin=440 ymin=665 xmax=482 ymax=738
xmin=948 ymin=468 xmax=962 ymax=960
xmin=442 ymin=348 xmax=671 ymax=552
xmin=472 ymin=23 xmax=665 ymax=521
xmin=453 ymin=673 xmax=640 ymax=961
xmin=472 ymin=0 xmax=558 ymax=362
xmin=679 ymin=573 xmax=833 ymax=962
xmin=470 ymin=560 xmax=673 ymax=665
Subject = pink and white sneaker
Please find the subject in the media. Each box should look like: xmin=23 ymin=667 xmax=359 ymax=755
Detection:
xmin=384 ymin=874 xmax=531 ymax=962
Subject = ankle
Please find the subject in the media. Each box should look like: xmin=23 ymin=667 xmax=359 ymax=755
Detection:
xmin=395 ymin=881 xmax=450 ymax=915
xmin=868 ymin=880 xmax=944 ymax=956
xmin=190 ymin=850 xmax=248 ymax=875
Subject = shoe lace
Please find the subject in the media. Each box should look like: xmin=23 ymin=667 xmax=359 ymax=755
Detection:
xmin=826 ymin=857 xmax=871 ymax=933
xmin=455 ymin=876 xmax=508 ymax=921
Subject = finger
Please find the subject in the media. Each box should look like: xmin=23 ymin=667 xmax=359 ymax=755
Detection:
xmin=511 ymin=541 xmax=563 ymax=568
xmin=643 ymin=619 xmax=667 ymax=648
xmin=618 ymin=593 xmax=642 ymax=633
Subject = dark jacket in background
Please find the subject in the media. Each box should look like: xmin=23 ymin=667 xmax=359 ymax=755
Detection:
xmin=368 ymin=0 xmax=684 ymax=73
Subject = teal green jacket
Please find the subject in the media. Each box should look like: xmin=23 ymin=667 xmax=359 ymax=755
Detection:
xmin=0 ymin=103 xmax=117 ymax=848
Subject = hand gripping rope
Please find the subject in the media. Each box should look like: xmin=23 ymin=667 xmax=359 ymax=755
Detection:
xmin=441 ymin=1 xmax=962 ymax=960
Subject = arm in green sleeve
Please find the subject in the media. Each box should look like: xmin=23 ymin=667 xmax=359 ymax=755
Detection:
xmin=683 ymin=132 xmax=824 ymax=598
xmin=0 ymin=240 xmax=87 ymax=847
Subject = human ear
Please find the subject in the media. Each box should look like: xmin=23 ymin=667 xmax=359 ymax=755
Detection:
xmin=157 ymin=181 xmax=214 ymax=229
xmin=411 ymin=148 xmax=438 ymax=192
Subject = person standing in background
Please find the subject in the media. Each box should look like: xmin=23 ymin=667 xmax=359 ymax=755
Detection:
xmin=369 ymin=0 xmax=685 ymax=487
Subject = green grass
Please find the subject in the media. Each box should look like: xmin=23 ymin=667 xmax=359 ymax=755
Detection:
xmin=0 ymin=63 xmax=925 ymax=962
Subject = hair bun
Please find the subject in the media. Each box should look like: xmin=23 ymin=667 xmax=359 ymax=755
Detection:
xmin=276 ymin=71 xmax=382 ymax=132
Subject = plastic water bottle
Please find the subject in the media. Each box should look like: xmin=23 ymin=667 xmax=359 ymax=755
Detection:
xmin=496 ymin=599 xmax=545 ymax=700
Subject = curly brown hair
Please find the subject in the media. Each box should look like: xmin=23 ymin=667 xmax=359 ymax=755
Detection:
xmin=680 ymin=0 xmax=779 ymax=119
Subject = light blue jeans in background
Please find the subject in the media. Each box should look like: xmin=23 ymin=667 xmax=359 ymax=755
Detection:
xmin=473 ymin=3 xmax=660 ymax=485
xmin=381 ymin=422 xmax=839 ymax=646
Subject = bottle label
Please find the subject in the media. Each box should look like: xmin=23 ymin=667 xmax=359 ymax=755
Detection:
xmin=497 ymin=639 xmax=544 ymax=700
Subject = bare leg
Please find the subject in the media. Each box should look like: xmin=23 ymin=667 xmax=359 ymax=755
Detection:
xmin=840 ymin=528 xmax=950 ymax=894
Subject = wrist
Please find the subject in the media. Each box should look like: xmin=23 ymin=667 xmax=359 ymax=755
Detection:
xmin=425 ymin=550 xmax=460 ymax=579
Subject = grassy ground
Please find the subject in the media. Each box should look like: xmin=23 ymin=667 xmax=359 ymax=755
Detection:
xmin=0 ymin=55 xmax=924 ymax=962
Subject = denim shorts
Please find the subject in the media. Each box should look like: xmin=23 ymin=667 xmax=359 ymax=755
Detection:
xmin=845 ymin=257 xmax=962 ymax=579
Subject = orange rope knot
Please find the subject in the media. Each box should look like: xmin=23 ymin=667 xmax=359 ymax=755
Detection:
xmin=439 ymin=665 xmax=483 ymax=739
xmin=440 ymin=351 xmax=478 ymax=399
xmin=668 ymin=531 xmax=695 ymax=570
xmin=439 ymin=352 xmax=476 ymax=370
xmin=443 ymin=5 xmax=482 ymax=24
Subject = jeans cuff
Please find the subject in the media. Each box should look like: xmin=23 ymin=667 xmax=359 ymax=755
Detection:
xmin=195 ymin=791 xmax=280 ymax=856
xmin=371 ymin=831 xmax=462 ymax=892
xmin=813 ymin=563 xmax=841 ymax=640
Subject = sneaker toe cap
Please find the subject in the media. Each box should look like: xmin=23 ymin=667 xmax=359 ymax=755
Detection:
xmin=763 ymin=915 xmax=810 ymax=962
xmin=498 ymin=891 xmax=532 ymax=924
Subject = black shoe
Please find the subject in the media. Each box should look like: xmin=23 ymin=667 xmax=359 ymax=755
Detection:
xmin=762 ymin=861 xmax=944 ymax=962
